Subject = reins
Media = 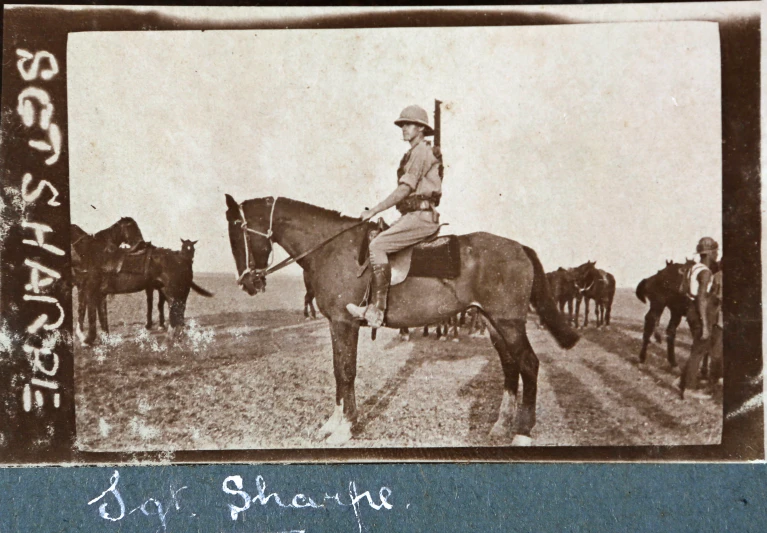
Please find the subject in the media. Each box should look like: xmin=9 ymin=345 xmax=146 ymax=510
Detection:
xmin=237 ymin=197 xmax=368 ymax=284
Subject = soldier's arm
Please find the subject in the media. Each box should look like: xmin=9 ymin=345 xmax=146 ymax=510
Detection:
xmin=697 ymin=269 xmax=712 ymax=340
xmin=369 ymin=184 xmax=412 ymax=216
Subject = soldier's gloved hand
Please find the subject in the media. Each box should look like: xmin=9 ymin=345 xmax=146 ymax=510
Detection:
xmin=360 ymin=209 xmax=375 ymax=221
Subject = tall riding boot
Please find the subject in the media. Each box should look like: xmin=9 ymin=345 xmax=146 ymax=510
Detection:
xmin=364 ymin=263 xmax=391 ymax=328
xmin=346 ymin=263 xmax=391 ymax=327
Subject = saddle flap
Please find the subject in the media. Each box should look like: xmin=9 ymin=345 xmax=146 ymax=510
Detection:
xmin=390 ymin=233 xmax=461 ymax=286
xmin=357 ymin=218 xmax=390 ymax=266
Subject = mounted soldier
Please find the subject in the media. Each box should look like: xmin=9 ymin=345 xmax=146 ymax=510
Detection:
xmin=346 ymin=104 xmax=444 ymax=327
xmin=679 ymin=236 xmax=719 ymax=399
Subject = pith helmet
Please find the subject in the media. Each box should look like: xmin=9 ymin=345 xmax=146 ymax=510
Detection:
xmin=394 ymin=105 xmax=434 ymax=136
xmin=696 ymin=236 xmax=719 ymax=255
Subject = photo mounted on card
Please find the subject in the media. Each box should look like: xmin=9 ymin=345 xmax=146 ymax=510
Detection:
xmin=0 ymin=4 xmax=761 ymax=463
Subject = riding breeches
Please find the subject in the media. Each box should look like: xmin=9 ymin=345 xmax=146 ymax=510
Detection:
xmin=681 ymin=301 xmax=715 ymax=391
xmin=369 ymin=211 xmax=440 ymax=266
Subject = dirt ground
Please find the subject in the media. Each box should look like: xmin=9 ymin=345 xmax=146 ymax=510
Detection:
xmin=74 ymin=273 xmax=721 ymax=451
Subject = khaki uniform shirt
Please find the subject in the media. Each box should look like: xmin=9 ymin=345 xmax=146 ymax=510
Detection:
xmin=397 ymin=139 xmax=442 ymax=198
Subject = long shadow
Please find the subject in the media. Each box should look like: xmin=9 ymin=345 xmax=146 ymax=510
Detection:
xmin=608 ymin=318 xmax=693 ymax=352
xmin=535 ymin=350 xmax=636 ymax=445
xmin=578 ymin=328 xmax=686 ymax=398
xmin=578 ymin=359 xmax=683 ymax=432
xmin=454 ymin=339 xmax=637 ymax=446
xmin=454 ymin=340 xmax=504 ymax=445
xmin=354 ymin=334 xmax=493 ymax=436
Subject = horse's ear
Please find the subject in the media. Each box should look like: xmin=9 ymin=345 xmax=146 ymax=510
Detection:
xmin=225 ymin=194 xmax=239 ymax=212
xmin=191 ymin=240 xmax=198 ymax=245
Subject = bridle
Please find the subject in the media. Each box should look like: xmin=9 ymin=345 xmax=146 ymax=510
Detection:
xmin=236 ymin=197 xmax=278 ymax=286
xmin=235 ymin=196 xmax=368 ymax=288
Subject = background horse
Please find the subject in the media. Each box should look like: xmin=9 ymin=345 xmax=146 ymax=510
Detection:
xmin=573 ymin=261 xmax=616 ymax=328
xmin=71 ymin=218 xmax=145 ymax=342
xmin=146 ymin=239 xmax=197 ymax=330
xmin=303 ymin=270 xmax=318 ymax=320
xmin=87 ymin=244 xmax=213 ymax=344
xmin=546 ymin=267 xmax=578 ymax=324
xmin=635 ymin=259 xmax=693 ymax=367
xmin=225 ymin=194 xmax=579 ymax=445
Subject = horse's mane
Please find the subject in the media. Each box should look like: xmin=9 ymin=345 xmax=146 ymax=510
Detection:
xmin=245 ymin=197 xmax=358 ymax=224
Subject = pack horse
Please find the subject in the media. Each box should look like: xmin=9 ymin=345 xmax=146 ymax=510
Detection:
xmin=225 ymin=194 xmax=579 ymax=445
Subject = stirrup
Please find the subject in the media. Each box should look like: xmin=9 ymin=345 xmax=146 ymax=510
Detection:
xmin=364 ymin=306 xmax=384 ymax=328
xmin=346 ymin=303 xmax=368 ymax=320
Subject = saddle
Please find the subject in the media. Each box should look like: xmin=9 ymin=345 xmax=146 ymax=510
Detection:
xmin=100 ymin=243 xmax=154 ymax=276
xmin=357 ymin=220 xmax=461 ymax=286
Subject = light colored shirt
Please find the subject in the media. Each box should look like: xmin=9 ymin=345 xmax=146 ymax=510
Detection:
xmin=398 ymin=139 xmax=442 ymax=198
xmin=688 ymin=262 xmax=712 ymax=299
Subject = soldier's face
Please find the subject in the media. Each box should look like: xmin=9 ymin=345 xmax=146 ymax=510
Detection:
xmin=400 ymin=123 xmax=423 ymax=142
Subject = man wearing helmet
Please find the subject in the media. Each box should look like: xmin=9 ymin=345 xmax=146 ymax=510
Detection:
xmin=346 ymin=105 xmax=443 ymax=327
xmin=679 ymin=236 xmax=719 ymax=399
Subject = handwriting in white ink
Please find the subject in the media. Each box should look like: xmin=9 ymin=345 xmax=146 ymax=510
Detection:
xmin=13 ymin=48 xmax=64 ymax=413
xmin=222 ymin=475 xmax=393 ymax=532
xmin=88 ymin=470 xmax=188 ymax=533
xmin=88 ymin=470 xmax=126 ymax=521
xmin=16 ymin=49 xmax=59 ymax=81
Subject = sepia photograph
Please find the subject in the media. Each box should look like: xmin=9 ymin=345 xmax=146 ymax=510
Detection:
xmin=67 ymin=22 xmax=723 ymax=451
xmin=0 ymin=4 xmax=760 ymax=463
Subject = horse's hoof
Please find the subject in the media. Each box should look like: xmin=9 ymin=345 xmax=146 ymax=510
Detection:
xmin=326 ymin=420 xmax=352 ymax=445
xmin=511 ymin=435 xmax=533 ymax=446
xmin=452 ymin=337 xmax=460 ymax=343
xmin=318 ymin=421 xmax=334 ymax=440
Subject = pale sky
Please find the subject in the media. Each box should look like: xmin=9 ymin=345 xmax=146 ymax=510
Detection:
xmin=68 ymin=22 xmax=722 ymax=287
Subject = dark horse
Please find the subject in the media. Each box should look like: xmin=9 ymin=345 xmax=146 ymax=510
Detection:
xmin=71 ymin=218 xmax=145 ymax=343
xmin=146 ymin=239 xmax=197 ymax=330
xmin=635 ymin=259 xmax=693 ymax=367
xmin=572 ymin=261 xmax=616 ymax=328
xmin=225 ymin=195 xmax=579 ymax=445
xmin=76 ymin=237 xmax=212 ymax=345
xmin=546 ymin=268 xmax=578 ymax=324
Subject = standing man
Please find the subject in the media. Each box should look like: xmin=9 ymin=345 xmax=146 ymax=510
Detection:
xmin=346 ymin=105 xmax=443 ymax=327
xmin=679 ymin=236 xmax=719 ymax=399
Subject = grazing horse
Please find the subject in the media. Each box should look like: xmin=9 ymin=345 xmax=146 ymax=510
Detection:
xmin=572 ymin=261 xmax=616 ymax=328
xmin=225 ymin=195 xmax=579 ymax=445
xmin=546 ymin=268 xmax=578 ymax=324
xmin=635 ymin=259 xmax=693 ymax=367
xmin=71 ymin=218 xmax=145 ymax=341
xmin=146 ymin=239 xmax=197 ymax=330
xmin=303 ymin=270 xmax=318 ymax=320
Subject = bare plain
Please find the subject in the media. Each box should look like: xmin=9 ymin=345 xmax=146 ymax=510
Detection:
xmin=74 ymin=273 xmax=721 ymax=451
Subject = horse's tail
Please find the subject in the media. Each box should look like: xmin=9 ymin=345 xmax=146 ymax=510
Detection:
xmin=522 ymin=246 xmax=579 ymax=349
xmin=635 ymin=278 xmax=647 ymax=304
xmin=191 ymin=281 xmax=214 ymax=297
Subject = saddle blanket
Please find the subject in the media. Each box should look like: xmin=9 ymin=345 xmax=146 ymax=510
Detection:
xmin=358 ymin=228 xmax=461 ymax=286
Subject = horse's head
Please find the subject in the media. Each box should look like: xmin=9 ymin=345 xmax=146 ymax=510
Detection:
xmin=116 ymin=216 xmax=144 ymax=247
xmin=180 ymin=239 xmax=198 ymax=260
xmin=572 ymin=260 xmax=597 ymax=289
xmin=225 ymin=194 xmax=273 ymax=295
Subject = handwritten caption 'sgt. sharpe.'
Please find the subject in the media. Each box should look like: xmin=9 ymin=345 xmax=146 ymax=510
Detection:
xmin=12 ymin=48 xmax=66 ymax=413
xmin=88 ymin=470 xmax=396 ymax=533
